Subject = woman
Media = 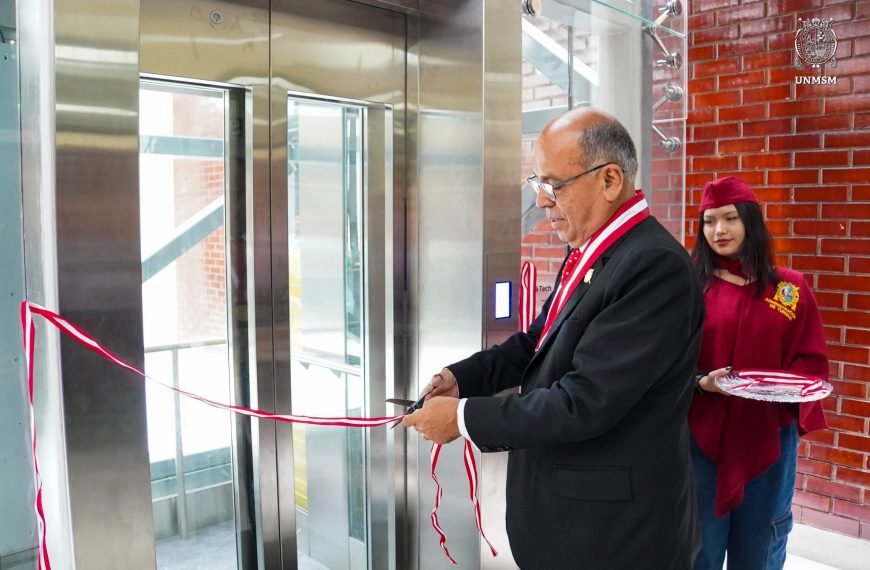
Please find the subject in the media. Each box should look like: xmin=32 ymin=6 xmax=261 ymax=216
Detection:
xmin=689 ymin=176 xmax=829 ymax=570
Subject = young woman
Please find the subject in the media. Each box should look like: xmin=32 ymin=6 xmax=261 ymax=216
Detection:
xmin=689 ymin=176 xmax=829 ymax=570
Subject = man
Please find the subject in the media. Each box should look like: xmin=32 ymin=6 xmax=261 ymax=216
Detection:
xmin=404 ymin=108 xmax=703 ymax=569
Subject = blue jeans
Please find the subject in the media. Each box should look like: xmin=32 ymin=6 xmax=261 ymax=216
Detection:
xmin=692 ymin=423 xmax=798 ymax=570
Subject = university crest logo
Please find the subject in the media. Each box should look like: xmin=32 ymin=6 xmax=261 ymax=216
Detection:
xmin=794 ymin=18 xmax=838 ymax=70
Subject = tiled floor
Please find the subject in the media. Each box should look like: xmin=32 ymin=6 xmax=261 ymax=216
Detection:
xmin=153 ymin=521 xmax=857 ymax=570
xmin=156 ymin=522 xmax=236 ymax=570
xmin=156 ymin=521 xmax=328 ymax=570
xmin=784 ymin=555 xmax=838 ymax=570
xmin=786 ymin=523 xmax=870 ymax=570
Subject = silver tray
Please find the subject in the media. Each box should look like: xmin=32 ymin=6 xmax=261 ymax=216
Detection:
xmin=715 ymin=374 xmax=832 ymax=403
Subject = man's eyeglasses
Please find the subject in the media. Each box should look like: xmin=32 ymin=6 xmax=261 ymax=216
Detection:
xmin=527 ymin=162 xmax=614 ymax=201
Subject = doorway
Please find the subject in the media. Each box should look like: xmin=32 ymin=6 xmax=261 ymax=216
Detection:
xmin=139 ymin=1 xmax=406 ymax=568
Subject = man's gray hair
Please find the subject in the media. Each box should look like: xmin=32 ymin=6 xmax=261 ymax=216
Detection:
xmin=578 ymin=119 xmax=639 ymax=183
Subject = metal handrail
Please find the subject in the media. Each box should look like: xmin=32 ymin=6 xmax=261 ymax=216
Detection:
xmin=145 ymin=338 xmax=227 ymax=539
xmin=292 ymin=351 xmax=361 ymax=377
xmin=144 ymin=338 xmax=226 ymax=354
xmin=140 ymin=197 xmax=225 ymax=283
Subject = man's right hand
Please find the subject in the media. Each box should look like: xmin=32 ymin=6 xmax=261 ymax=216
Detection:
xmin=424 ymin=368 xmax=459 ymax=400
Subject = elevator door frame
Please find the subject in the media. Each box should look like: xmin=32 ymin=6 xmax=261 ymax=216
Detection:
xmin=139 ymin=0 xmax=409 ymax=568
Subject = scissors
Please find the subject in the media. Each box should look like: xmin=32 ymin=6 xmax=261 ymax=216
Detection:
xmin=385 ymin=387 xmax=435 ymax=429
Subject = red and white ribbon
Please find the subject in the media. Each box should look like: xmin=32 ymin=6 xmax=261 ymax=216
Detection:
xmin=429 ymin=441 xmax=498 ymax=565
xmin=520 ymin=261 xmax=537 ymax=333
xmin=22 ymin=303 xmax=402 ymax=429
xmin=21 ymin=303 xmax=50 ymax=570
xmin=21 ymin=301 xmax=495 ymax=567
xmin=730 ymin=369 xmax=827 ymax=398
xmin=463 ymin=440 xmax=497 ymax=557
xmin=536 ymin=191 xmax=649 ymax=350
xmin=428 ymin=443 xmax=456 ymax=564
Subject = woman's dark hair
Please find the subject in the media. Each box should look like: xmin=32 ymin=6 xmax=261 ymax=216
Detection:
xmin=691 ymin=201 xmax=780 ymax=296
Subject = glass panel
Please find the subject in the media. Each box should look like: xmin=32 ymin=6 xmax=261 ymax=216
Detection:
xmin=545 ymin=0 xmax=686 ymax=38
xmin=521 ymin=0 xmax=687 ymax=313
xmin=0 ymin=3 xmax=37 ymax=567
xmin=288 ymin=97 xmax=367 ymax=570
xmin=139 ymin=82 xmax=239 ymax=569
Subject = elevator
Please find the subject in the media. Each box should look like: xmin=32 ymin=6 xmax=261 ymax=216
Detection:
xmin=139 ymin=2 xmax=409 ymax=567
xmin=18 ymin=0 xmax=519 ymax=568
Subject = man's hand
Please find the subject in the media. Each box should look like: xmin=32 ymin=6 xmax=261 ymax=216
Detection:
xmin=422 ymin=368 xmax=459 ymax=400
xmin=402 ymin=396 xmax=461 ymax=444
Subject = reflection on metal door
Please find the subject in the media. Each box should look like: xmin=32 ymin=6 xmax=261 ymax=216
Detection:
xmin=287 ymin=96 xmax=392 ymax=570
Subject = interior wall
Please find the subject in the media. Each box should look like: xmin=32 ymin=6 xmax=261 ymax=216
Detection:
xmin=0 ymin=0 xmax=38 ymax=566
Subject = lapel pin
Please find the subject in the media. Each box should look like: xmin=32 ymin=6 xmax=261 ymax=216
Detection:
xmin=583 ymin=268 xmax=594 ymax=284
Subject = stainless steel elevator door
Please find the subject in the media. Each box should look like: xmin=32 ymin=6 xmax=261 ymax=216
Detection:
xmin=139 ymin=0 xmax=407 ymax=568
xmin=271 ymin=3 xmax=406 ymax=568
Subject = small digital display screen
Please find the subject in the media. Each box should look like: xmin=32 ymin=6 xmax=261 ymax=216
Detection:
xmin=495 ymin=281 xmax=511 ymax=319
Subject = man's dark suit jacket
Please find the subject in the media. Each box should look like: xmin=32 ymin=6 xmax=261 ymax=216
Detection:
xmin=449 ymin=216 xmax=703 ymax=570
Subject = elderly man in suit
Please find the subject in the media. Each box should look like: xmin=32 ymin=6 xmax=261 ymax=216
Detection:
xmin=404 ymin=107 xmax=703 ymax=569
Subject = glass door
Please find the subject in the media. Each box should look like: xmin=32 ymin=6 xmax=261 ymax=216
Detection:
xmin=139 ymin=79 xmax=255 ymax=569
xmin=287 ymin=95 xmax=392 ymax=570
xmin=270 ymin=3 xmax=406 ymax=568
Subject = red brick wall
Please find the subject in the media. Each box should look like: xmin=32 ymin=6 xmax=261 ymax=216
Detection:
xmin=687 ymin=0 xmax=870 ymax=540
xmin=173 ymin=95 xmax=226 ymax=341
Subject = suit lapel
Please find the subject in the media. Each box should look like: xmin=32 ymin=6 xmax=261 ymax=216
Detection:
xmin=523 ymin=218 xmax=649 ymax=378
xmin=530 ymin=256 xmax=605 ymax=361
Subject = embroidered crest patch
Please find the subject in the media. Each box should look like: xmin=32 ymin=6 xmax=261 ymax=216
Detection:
xmin=775 ymin=282 xmax=800 ymax=308
xmin=765 ymin=281 xmax=800 ymax=321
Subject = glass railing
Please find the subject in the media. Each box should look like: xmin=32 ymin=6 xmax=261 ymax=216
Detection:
xmin=538 ymin=0 xmax=685 ymax=37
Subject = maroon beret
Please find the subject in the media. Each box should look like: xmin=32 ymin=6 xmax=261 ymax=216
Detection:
xmin=699 ymin=176 xmax=758 ymax=212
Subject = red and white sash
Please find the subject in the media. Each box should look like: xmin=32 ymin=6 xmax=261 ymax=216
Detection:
xmin=536 ymin=191 xmax=650 ymax=350
xmin=520 ymin=260 xmax=538 ymax=333
xmin=21 ymin=301 xmax=494 ymax=567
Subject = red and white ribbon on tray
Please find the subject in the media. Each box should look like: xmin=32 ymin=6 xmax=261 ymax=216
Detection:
xmin=519 ymin=260 xmax=537 ymax=333
xmin=21 ymin=301 xmax=494 ymax=568
xmin=729 ymin=369 xmax=828 ymax=398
